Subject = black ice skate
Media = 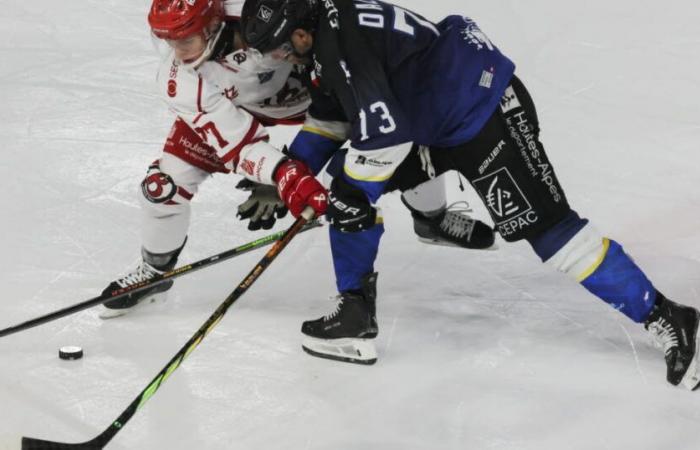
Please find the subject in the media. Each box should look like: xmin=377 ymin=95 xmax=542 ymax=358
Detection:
xmin=99 ymin=245 xmax=183 ymax=319
xmin=644 ymin=293 xmax=700 ymax=390
xmin=301 ymin=272 xmax=379 ymax=365
xmin=403 ymin=199 xmax=496 ymax=250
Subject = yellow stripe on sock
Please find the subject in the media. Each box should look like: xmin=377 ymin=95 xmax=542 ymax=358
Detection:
xmin=576 ymin=238 xmax=610 ymax=282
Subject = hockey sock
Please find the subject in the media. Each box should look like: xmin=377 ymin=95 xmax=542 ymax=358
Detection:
xmin=530 ymin=211 xmax=656 ymax=323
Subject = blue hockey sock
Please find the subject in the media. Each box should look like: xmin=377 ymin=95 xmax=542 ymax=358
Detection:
xmin=531 ymin=213 xmax=656 ymax=323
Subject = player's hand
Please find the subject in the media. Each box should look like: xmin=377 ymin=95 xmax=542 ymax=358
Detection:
xmin=273 ymin=159 xmax=328 ymax=218
xmin=236 ymin=179 xmax=288 ymax=231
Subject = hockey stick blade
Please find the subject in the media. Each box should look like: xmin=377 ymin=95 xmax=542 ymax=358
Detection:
xmin=0 ymin=220 xmax=321 ymax=339
xmin=21 ymin=436 xmax=103 ymax=449
xmin=20 ymin=208 xmax=315 ymax=449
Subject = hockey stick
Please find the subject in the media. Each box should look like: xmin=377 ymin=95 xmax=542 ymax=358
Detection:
xmin=21 ymin=207 xmax=316 ymax=450
xmin=0 ymin=219 xmax=321 ymax=339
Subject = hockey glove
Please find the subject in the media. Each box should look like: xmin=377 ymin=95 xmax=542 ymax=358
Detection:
xmin=274 ymin=159 xmax=328 ymax=218
xmin=236 ymin=179 xmax=288 ymax=231
xmin=326 ymin=175 xmax=378 ymax=232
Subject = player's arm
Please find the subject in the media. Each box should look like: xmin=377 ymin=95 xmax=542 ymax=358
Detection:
xmin=171 ymin=78 xmax=327 ymax=217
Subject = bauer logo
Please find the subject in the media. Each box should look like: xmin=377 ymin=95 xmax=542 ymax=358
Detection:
xmin=473 ymin=167 xmax=532 ymax=224
xmin=257 ymin=5 xmax=273 ymax=23
xmin=500 ymin=86 xmax=521 ymax=113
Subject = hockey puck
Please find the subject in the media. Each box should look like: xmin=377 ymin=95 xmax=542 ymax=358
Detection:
xmin=58 ymin=346 xmax=84 ymax=361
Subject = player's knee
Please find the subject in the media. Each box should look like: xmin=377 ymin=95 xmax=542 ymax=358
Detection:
xmin=139 ymin=161 xmax=193 ymax=216
xmin=327 ymin=175 xmax=381 ymax=233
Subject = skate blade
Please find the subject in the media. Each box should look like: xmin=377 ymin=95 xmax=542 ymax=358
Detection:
xmin=681 ymin=315 xmax=700 ymax=391
xmin=417 ymin=237 xmax=498 ymax=251
xmin=98 ymin=292 xmax=168 ymax=320
xmin=301 ymin=336 xmax=377 ymax=365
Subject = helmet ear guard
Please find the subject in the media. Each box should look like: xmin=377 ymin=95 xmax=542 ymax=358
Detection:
xmin=241 ymin=0 xmax=318 ymax=52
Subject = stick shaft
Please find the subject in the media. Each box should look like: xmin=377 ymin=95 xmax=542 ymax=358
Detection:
xmin=22 ymin=209 xmax=313 ymax=449
xmin=1 ymin=221 xmax=320 ymax=339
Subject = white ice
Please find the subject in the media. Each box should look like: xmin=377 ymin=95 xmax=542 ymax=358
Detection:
xmin=1 ymin=0 xmax=700 ymax=449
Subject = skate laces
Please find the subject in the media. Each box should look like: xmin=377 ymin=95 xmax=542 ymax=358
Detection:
xmin=439 ymin=201 xmax=476 ymax=240
xmin=647 ymin=317 xmax=679 ymax=356
xmin=115 ymin=262 xmax=163 ymax=289
xmin=323 ymin=295 xmax=345 ymax=321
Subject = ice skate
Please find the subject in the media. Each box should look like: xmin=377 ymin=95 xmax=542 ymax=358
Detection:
xmin=99 ymin=246 xmax=182 ymax=319
xmin=645 ymin=293 xmax=700 ymax=390
xmin=301 ymin=273 xmax=379 ymax=365
xmin=404 ymin=200 xmax=496 ymax=250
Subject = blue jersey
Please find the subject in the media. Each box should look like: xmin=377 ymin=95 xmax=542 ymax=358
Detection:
xmin=309 ymin=0 xmax=515 ymax=151
xmin=289 ymin=0 xmax=515 ymax=292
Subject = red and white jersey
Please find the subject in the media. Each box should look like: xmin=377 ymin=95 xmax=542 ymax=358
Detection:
xmin=155 ymin=27 xmax=310 ymax=183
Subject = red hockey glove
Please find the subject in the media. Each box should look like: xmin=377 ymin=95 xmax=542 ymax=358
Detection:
xmin=273 ymin=159 xmax=328 ymax=218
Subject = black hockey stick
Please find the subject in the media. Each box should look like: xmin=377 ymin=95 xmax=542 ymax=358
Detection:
xmin=0 ymin=219 xmax=321 ymax=339
xmin=21 ymin=207 xmax=316 ymax=449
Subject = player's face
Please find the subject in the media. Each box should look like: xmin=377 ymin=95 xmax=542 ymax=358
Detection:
xmin=167 ymin=33 xmax=207 ymax=63
xmin=286 ymin=29 xmax=313 ymax=64
xmin=290 ymin=29 xmax=313 ymax=55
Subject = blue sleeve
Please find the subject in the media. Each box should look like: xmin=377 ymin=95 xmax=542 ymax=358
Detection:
xmin=288 ymin=129 xmax=344 ymax=175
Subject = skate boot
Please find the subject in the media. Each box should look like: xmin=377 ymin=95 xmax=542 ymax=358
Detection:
xmin=301 ymin=272 xmax=379 ymax=365
xmin=403 ymin=199 xmax=496 ymax=250
xmin=99 ymin=244 xmax=183 ymax=319
xmin=644 ymin=293 xmax=700 ymax=390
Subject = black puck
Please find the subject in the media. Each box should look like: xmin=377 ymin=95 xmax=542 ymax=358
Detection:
xmin=59 ymin=346 xmax=84 ymax=360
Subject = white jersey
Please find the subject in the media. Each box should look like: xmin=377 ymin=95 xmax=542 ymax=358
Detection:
xmin=155 ymin=23 xmax=310 ymax=183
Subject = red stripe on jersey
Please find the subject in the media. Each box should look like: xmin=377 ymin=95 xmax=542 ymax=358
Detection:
xmin=220 ymin=120 xmax=267 ymax=164
xmin=177 ymin=186 xmax=193 ymax=200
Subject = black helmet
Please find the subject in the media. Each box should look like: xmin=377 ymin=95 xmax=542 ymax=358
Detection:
xmin=241 ymin=0 xmax=319 ymax=53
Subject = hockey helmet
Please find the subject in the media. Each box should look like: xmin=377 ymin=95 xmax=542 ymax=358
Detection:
xmin=149 ymin=0 xmax=224 ymax=40
xmin=241 ymin=0 xmax=319 ymax=53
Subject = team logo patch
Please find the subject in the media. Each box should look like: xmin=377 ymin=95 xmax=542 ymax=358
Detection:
xmin=232 ymin=52 xmax=247 ymax=65
xmin=142 ymin=171 xmax=177 ymax=204
xmin=500 ymin=86 xmax=521 ymax=113
xmin=167 ymin=79 xmax=177 ymax=97
xmin=257 ymin=5 xmax=273 ymax=23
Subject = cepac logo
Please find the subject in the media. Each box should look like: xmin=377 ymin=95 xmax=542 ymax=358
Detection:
xmin=257 ymin=5 xmax=273 ymax=23
xmin=473 ymin=167 xmax=532 ymax=224
xmin=500 ymin=86 xmax=522 ymax=113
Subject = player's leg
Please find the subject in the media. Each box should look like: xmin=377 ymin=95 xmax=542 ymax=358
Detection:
xmin=384 ymin=147 xmax=496 ymax=249
xmin=300 ymin=172 xmax=385 ymax=364
xmin=453 ymin=75 xmax=700 ymax=389
xmin=100 ymin=119 xmax=224 ymax=318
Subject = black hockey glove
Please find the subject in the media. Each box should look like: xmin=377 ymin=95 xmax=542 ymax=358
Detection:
xmin=236 ymin=179 xmax=288 ymax=231
xmin=327 ymin=176 xmax=378 ymax=233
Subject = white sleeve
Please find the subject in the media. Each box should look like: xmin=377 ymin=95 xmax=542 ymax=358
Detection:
xmin=159 ymin=63 xmax=285 ymax=184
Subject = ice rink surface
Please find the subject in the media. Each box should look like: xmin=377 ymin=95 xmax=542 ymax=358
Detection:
xmin=1 ymin=0 xmax=700 ymax=449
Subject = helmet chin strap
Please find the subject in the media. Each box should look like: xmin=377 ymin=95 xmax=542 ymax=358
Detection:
xmin=181 ymin=22 xmax=226 ymax=69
